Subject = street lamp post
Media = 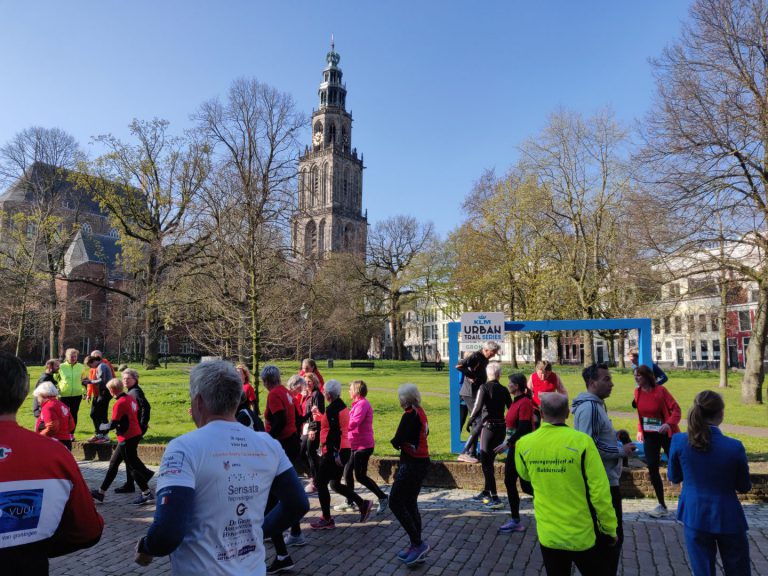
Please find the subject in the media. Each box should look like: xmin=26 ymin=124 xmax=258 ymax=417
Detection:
xmin=300 ymin=304 xmax=312 ymax=358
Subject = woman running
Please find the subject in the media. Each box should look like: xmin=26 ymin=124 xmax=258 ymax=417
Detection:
xmin=33 ymin=381 xmax=75 ymax=450
xmin=345 ymin=380 xmax=389 ymax=514
xmin=466 ymin=362 xmax=511 ymax=508
xmin=633 ymin=364 xmax=681 ymax=518
xmin=528 ymin=360 xmax=567 ymax=407
xmin=495 ymin=372 xmax=535 ymax=532
xmin=310 ymin=379 xmax=372 ymax=529
xmin=299 ymin=373 xmax=324 ymax=493
xmin=390 ymin=383 xmax=431 ymax=567
xmin=668 ymin=391 xmax=751 ymax=576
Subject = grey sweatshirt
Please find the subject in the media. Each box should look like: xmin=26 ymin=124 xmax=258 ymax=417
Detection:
xmin=571 ymin=392 xmax=623 ymax=486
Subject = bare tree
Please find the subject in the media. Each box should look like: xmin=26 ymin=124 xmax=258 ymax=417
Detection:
xmin=639 ymin=0 xmax=768 ymax=403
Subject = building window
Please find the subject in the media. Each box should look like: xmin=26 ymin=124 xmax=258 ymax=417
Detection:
xmin=109 ymin=227 xmax=120 ymax=238
xmin=690 ymin=341 xmax=697 ymax=361
xmin=713 ymin=339 xmax=721 ymax=360
xmin=80 ymin=336 xmax=90 ymax=354
xmin=181 ymin=337 xmax=196 ymax=355
xmin=26 ymin=222 xmax=37 ymax=239
xmin=159 ymin=335 xmax=169 ymax=355
xmin=674 ymin=316 xmax=682 ymax=333
xmin=663 ymin=317 xmax=671 ymax=334
xmin=698 ymin=314 xmax=707 ymax=333
xmin=701 ymin=340 xmax=709 ymax=361
xmin=668 ymin=283 xmax=681 ymax=297
xmin=81 ymin=222 xmax=92 ymax=234
xmin=664 ymin=341 xmax=672 ymax=361
xmin=81 ymin=300 xmax=92 ymax=320
xmin=653 ymin=319 xmax=660 ymax=335
xmin=687 ymin=315 xmax=695 ymax=333
xmin=711 ymin=314 xmax=719 ymax=333
xmin=739 ymin=311 xmax=752 ymax=332
xmin=655 ymin=342 xmax=662 ymax=361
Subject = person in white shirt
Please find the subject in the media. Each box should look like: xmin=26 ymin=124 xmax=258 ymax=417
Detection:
xmin=133 ymin=360 xmax=308 ymax=576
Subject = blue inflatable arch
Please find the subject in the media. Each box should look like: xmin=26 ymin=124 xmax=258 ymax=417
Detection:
xmin=447 ymin=318 xmax=653 ymax=453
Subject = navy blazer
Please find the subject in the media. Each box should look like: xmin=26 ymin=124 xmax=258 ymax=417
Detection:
xmin=668 ymin=427 xmax=751 ymax=534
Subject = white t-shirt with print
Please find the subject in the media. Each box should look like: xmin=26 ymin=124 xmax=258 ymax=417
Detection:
xmin=156 ymin=419 xmax=292 ymax=576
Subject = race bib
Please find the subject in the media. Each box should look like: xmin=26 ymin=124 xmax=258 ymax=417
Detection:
xmin=642 ymin=417 xmax=663 ymax=433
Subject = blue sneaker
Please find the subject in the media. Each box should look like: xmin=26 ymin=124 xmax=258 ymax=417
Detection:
xmin=404 ymin=541 xmax=430 ymax=566
xmin=499 ymin=519 xmax=525 ymax=533
xmin=471 ymin=491 xmax=489 ymax=502
xmin=397 ymin=546 xmax=413 ymax=561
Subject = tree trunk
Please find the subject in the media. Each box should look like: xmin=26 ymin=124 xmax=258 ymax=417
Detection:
xmin=618 ymin=330 xmax=626 ymax=369
xmin=143 ymin=306 xmax=160 ymax=370
xmin=582 ymin=329 xmax=594 ymax=366
xmin=741 ymin=285 xmax=767 ymax=404
xmin=607 ymin=331 xmax=616 ymax=367
xmin=47 ymin=272 xmax=59 ymax=357
xmin=533 ymin=332 xmax=543 ymax=363
xmin=718 ymin=277 xmax=728 ymax=388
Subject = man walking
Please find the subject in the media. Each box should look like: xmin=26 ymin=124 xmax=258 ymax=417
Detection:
xmin=134 ymin=360 xmax=308 ymax=575
xmin=572 ymin=363 xmax=636 ymax=576
xmin=0 ymin=351 xmax=103 ymax=574
xmin=516 ymin=393 xmax=617 ymax=576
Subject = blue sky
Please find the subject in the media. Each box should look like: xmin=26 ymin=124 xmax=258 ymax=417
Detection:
xmin=0 ymin=1 xmax=691 ymax=236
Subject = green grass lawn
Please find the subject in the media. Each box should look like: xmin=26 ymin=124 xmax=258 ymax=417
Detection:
xmin=16 ymin=361 xmax=768 ymax=462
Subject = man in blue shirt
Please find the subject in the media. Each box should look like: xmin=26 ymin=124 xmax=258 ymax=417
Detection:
xmin=627 ymin=348 xmax=668 ymax=386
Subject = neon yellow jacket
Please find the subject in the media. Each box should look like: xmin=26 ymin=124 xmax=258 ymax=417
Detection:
xmin=57 ymin=362 xmax=86 ymax=397
xmin=515 ymin=422 xmax=617 ymax=551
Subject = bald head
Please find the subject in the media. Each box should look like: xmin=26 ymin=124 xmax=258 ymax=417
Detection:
xmin=540 ymin=392 xmax=569 ymax=424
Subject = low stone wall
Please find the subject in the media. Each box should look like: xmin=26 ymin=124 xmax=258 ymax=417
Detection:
xmin=73 ymin=442 xmax=768 ymax=502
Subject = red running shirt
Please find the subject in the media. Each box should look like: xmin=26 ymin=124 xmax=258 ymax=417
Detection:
xmin=265 ymin=386 xmax=297 ymax=440
xmin=530 ymin=372 xmax=559 ymax=406
xmin=112 ymin=394 xmax=142 ymax=442
xmin=505 ymin=395 xmax=536 ymax=432
xmin=242 ymin=383 xmax=256 ymax=403
xmin=36 ymin=399 xmax=75 ymax=442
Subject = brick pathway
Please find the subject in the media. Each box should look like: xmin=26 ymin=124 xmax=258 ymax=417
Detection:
xmin=52 ymin=461 xmax=768 ymax=576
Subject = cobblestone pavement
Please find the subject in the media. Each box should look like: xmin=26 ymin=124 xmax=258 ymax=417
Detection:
xmin=51 ymin=461 xmax=768 ymax=576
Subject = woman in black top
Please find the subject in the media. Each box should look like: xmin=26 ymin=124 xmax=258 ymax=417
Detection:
xmin=466 ymin=362 xmax=511 ymax=508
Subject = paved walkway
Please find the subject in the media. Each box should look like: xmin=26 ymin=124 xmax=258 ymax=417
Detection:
xmin=52 ymin=461 xmax=768 ymax=576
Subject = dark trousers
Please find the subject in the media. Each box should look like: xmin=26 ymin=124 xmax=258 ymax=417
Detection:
xmin=343 ymin=447 xmax=387 ymax=501
xmin=268 ymin=434 xmax=302 ymax=557
xmin=644 ymin=432 xmax=671 ymax=507
xmin=540 ymin=543 xmax=606 ymax=576
xmin=479 ymin=423 xmax=505 ymax=495
xmin=389 ymin=457 xmax=429 ymax=547
xmin=60 ymin=395 xmax=82 ymax=430
xmin=602 ymin=485 xmax=624 ymax=576
xmin=300 ymin=433 xmax=320 ymax=481
xmin=317 ymin=449 xmax=365 ymax=518
xmin=90 ymin=394 xmax=110 ymax=435
xmin=684 ymin=526 xmax=751 ymax=576
xmin=100 ymin=436 xmax=152 ymax=492
xmin=460 ymin=395 xmax=481 ymax=456
xmin=504 ymin=452 xmax=533 ymax=519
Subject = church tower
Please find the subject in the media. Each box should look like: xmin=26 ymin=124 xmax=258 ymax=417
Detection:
xmin=293 ymin=40 xmax=367 ymax=260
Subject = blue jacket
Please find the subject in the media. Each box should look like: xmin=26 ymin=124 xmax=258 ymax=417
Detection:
xmin=668 ymin=427 xmax=751 ymax=534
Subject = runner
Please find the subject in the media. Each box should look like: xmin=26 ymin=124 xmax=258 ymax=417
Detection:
xmin=309 ymin=379 xmax=372 ymax=530
xmin=299 ymin=373 xmax=324 ymax=494
xmin=633 ymin=364 xmax=681 ymax=518
xmin=466 ymin=362 xmax=511 ymax=508
xmin=33 ymin=381 xmax=75 ymax=451
xmin=390 ymin=383 xmax=431 ymax=567
xmin=114 ymin=368 xmax=153 ymax=494
xmin=494 ymin=372 xmax=535 ymax=532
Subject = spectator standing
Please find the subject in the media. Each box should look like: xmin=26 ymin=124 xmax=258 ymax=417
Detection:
xmin=633 ymin=364 xmax=681 ymax=518
xmin=90 ymin=378 xmax=154 ymax=504
xmin=456 ymin=340 xmax=500 ymax=463
xmin=57 ymin=348 xmax=87 ymax=430
xmin=344 ymin=380 xmax=389 ymax=514
xmin=494 ymin=372 xmax=535 ymax=533
xmin=237 ymin=363 xmax=257 ymax=412
xmin=32 ymin=359 xmax=60 ymax=418
xmin=261 ymin=365 xmax=305 ymax=572
xmin=84 ymin=355 xmax=112 ymax=443
xmin=528 ymin=360 xmax=568 ymax=407
xmin=627 ymin=348 xmax=668 ymax=386
xmin=134 ymin=360 xmax=308 ymax=575
xmin=299 ymin=358 xmax=325 ymax=393
xmin=33 ymin=381 xmax=75 ymax=451
xmin=113 ymin=368 xmax=153 ymax=494
xmin=309 ymin=379 xmax=373 ymax=530
xmin=466 ymin=362 xmax=511 ymax=508
xmin=572 ymin=363 xmax=636 ymax=576
xmin=516 ymin=393 xmax=617 ymax=576
xmin=0 ymin=351 xmax=103 ymax=575
xmin=668 ymin=391 xmax=752 ymax=576
xmin=299 ymin=372 xmax=324 ymax=495
xmin=390 ymin=383 xmax=431 ymax=567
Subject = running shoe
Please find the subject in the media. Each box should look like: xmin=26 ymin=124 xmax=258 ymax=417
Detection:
xmin=498 ymin=519 xmax=525 ymax=533
xmin=285 ymin=533 xmax=306 ymax=547
xmin=333 ymin=502 xmax=356 ymax=512
xmin=85 ymin=435 xmax=101 ymax=443
xmin=471 ymin=491 xmax=489 ymax=502
xmin=397 ymin=546 xmax=414 ymax=561
xmin=485 ymin=496 xmax=505 ymax=510
xmin=134 ymin=491 xmax=154 ymax=505
xmin=90 ymin=489 xmax=104 ymax=502
xmin=114 ymin=484 xmax=136 ymax=494
xmin=304 ymin=481 xmax=317 ymax=494
xmin=359 ymin=499 xmax=373 ymax=522
xmin=266 ymin=555 xmax=295 ymax=574
xmin=404 ymin=541 xmax=430 ymax=566
xmin=648 ymin=505 xmax=669 ymax=518
xmin=92 ymin=435 xmax=110 ymax=444
xmin=376 ymin=496 xmax=389 ymax=515
xmin=457 ymin=453 xmax=479 ymax=464
xmin=309 ymin=517 xmax=335 ymax=530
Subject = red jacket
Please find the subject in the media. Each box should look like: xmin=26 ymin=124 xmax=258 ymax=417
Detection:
xmin=633 ymin=385 xmax=681 ymax=437
xmin=36 ymin=398 xmax=75 ymax=442
xmin=111 ymin=393 xmax=142 ymax=442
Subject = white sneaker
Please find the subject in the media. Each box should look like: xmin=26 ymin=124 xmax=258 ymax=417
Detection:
xmin=333 ymin=502 xmax=356 ymax=512
xmin=649 ymin=504 xmax=669 ymax=518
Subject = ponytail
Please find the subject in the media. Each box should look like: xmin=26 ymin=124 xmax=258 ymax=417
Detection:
xmin=687 ymin=390 xmax=724 ymax=451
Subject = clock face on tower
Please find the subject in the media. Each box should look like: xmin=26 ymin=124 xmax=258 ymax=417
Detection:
xmin=313 ymin=131 xmax=323 ymax=147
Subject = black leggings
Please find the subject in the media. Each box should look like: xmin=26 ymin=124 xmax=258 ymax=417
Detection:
xmin=266 ymin=434 xmax=302 ymax=557
xmin=479 ymin=422 xmax=505 ymax=495
xmin=301 ymin=433 xmax=320 ymax=481
xmin=540 ymin=544 xmax=606 ymax=576
xmin=389 ymin=457 xmax=429 ymax=547
xmin=100 ymin=436 xmax=152 ymax=492
xmin=504 ymin=451 xmax=533 ymax=519
xmin=317 ymin=449 xmax=365 ymax=518
xmin=343 ymin=447 xmax=387 ymax=500
xmin=644 ymin=432 xmax=670 ymax=507
xmin=460 ymin=395 xmax=481 ymax=456
xmin=60 ymin=395 xmax=82 ymax=430
xmin=90 ymin=394 xmax=110 ymax=435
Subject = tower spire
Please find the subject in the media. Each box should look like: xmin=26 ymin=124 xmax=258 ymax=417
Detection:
xmin=331 ymin=33 xmax=334 ymax=52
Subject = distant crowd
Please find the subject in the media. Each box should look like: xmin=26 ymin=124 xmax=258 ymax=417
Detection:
xmin=0 ymin=343 xmax=753 ymax=576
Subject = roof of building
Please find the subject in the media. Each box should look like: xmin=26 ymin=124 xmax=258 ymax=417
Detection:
xmin=64 ymin=230 xmax=122 ymax=276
